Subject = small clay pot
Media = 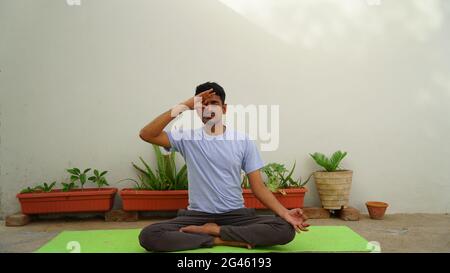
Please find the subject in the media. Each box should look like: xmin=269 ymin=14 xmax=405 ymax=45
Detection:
xmin=366 ymin=201 xmax=389 ymax=220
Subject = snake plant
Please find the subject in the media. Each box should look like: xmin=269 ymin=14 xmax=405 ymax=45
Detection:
xmin=128 ymin=144 xmax=188 ymax=190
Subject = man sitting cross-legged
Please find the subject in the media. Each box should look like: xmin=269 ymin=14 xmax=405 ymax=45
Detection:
xmin=138 ymin=82 xmax=309 ymax=252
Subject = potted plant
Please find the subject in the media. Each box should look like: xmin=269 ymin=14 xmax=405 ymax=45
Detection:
xmin=241 ymin=162 xmax=312 ymax=209
xmin=16 ymin=168 xmax=117 ymax=214
xmin=119 ymin=144 xmax=189 ymax=211
xmin=310 ymin=151 xmax=352 ymax=210
xmin=366 ymin=201 xmax=389 ymax=220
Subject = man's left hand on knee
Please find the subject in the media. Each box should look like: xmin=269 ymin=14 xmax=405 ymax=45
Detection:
xmin=281 ymin=208 xmax=310 ymax=233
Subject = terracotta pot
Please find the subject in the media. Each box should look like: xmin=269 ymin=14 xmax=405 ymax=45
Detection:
xmin=16 ymin=188 xmax=117 ymax=214
xmin=120 ymin=189 xmax=188 ymax=211
xmin=120 ymin=187 xmax=308 ymax=211
xmin=313 ymin=170 xmax=352 ymax=209
xmin=243 ymin=188 xmax=308 ymax=209
xmin=366 ymin=201 xmax=389 ymax=220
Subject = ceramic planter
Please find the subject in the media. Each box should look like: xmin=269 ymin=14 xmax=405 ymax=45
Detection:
xmin=366 ymin=201 xmax=389 ymax=220
xmin=16 ymin=188 xmax=117 ymax=214
xmin=313 ymin=170 xmax=353 ymax=209
xmin=120 ymin=189 xmax=189 ymax=211
xmin=243 ymin=188 xmax=308 ymax=209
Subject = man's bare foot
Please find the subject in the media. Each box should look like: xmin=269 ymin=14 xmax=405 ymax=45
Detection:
xmin=213 ymin=237 xmax=253 ymax=249
xmin=179 ymin=223 xmax=220 ymax=236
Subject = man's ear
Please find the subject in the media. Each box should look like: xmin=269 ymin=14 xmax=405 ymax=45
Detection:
xmin=222 ymin=104 xmax=227 ymax=114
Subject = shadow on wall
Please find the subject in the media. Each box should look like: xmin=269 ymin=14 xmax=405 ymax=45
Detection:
xmin=218 ymin=0 xmax=450 ymax=212
xmin=219 ymin=0 xmax=447 ymax=48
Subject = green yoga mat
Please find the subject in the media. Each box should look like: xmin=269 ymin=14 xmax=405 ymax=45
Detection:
xmin=35 ymin=226 xmax=371 ymax=253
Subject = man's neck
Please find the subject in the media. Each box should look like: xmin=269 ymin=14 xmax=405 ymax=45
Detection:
xmin=204 ymin=123 xmax=226 ymax=136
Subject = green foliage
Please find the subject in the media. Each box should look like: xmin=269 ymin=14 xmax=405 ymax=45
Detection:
xmin=20 ymin=186 xmax=37 ymax=194
xmin=261 ymin=162 xmax=312 ymax=192
xmin=262 ymin=163 xmax=288 ymax=192
xmin=34 ymin=181 xmax=57 ymax=192
xmin=129 ymin=144 xmax=188 ymax=190
xmin=242 ymin=162 xmax=312 ymax=192
xmin=61 ymin=182 xmax=78 ymax=192
xmin=67 ymin=168 xmax=91 ymax=189
xmin=20 ymin=167 xmax=110 ymax=194
xmin=20 ymin=181 xmax=57 ymax=194
xmin=241 ymin=174 xmax=250 ymax=189
xmin=88 ymin=169 xmax=109 ymax=188
xmin=310 ymin=150 xmax=347 ymax=172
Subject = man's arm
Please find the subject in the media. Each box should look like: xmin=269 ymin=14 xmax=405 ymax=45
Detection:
xmin=247 ymin=170 xmax=310 ymax=232
xmin=139 ymin=109 xmax=174 ymax=148
xmin=139 ymin=89 xmax=215 ymax=147
xmin=247 ymin=170 xmax=289 ymax=217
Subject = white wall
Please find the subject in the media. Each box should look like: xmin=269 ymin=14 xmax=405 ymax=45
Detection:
xmin=1 ymin=0 xmax=449 ymax=218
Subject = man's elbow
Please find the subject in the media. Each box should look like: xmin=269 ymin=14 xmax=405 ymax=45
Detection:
xmin=139 ymin=129 xmax=154 ymax=143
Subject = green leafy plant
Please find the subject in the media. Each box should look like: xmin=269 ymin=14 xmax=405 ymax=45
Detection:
xmin=241 ymin=174 xmax=250 ymax=189
xmin=19 ymin=167 xmax=111 ymax=194
xmin=67 ymin=168 xmax=91 ymax=190
xmin=21 ymin=181 xmax=57 ymax=194
xmin=126 ymin=144 xmax=188 ymax=190
xmin=20 ymin=186 xmax=37 ymax=194
xmin=34 ymin=181 xmax=57 ymax=192
xmin=310 ymin=151 xmax=347 ymax=172
xmin=61 ymin=181 xmax=78 ymax=192
xmin=88 ymin=169 xmax=109 ymax=188
xmin=242 ymin=162 xmax=312 ymax=194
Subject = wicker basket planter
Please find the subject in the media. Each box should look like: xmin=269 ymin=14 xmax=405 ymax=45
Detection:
xmin=313 ymin=170 xmax=353 ymax=209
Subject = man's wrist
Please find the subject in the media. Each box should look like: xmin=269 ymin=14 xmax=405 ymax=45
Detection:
xmin=170 ymin=103 xmax=189 ymax=118
xmin=278 ymin=208 xmax=290 ymax=219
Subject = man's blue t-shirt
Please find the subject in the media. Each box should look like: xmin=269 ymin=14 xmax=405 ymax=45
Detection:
xmin=165 ymin=127 xmax=264 ymax=214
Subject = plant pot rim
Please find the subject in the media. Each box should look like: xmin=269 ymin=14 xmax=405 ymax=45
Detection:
xmin=17 ymin=187 xmax=117 ymax=199
xmin=314 ymin=170 xmax=352 ymax=173
xmin=120 ymin=188 xmax=188 ymax=196
xmin=366 ymin=201 xmax=389 ymax=208
xmin=242 ymin=187 xmax=308 ymax=193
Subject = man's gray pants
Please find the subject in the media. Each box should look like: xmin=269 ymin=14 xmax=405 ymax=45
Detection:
xmin=139 ymin=208 xmax=296 ymax=252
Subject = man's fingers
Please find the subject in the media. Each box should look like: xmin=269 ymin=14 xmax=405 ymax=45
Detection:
xmin=179 ymin=226 xmax=195 ymax=233
xmin=291 ymin=220 xmax=310 ymax=233
xmin=298 ymin=225 xmax=309 ymax=232
xmin=299 ymin=223 xmax=310 ymax=231
xmin=202 ymin=88 xmax=214 ymax=93
xmin=203 ymin=92 xmax=215 ymax=100
xmin=194 ymin=89 xmax=215 ymax=107
xmin=198 ymin=89 xmax=215 ymax=97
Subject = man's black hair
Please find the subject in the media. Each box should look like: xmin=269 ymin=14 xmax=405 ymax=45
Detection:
xmin=195 ymin=82 xmax=226 ymax=104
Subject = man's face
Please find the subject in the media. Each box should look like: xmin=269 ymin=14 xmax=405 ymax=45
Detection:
xmin=196 ymin=94 xmax=227 ymax=125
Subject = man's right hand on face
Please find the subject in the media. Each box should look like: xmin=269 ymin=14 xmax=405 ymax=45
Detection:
xmin=170 ymin=89 xmax=215 ymax=118
xmin=182 ymin=89 xmax=215 ymax=110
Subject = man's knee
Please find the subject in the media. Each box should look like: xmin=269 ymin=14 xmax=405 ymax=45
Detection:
xmin=139 ymin=223 xmax=167 ymax=252
xmin=275 ymin=218 xmax=296 ymax=245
